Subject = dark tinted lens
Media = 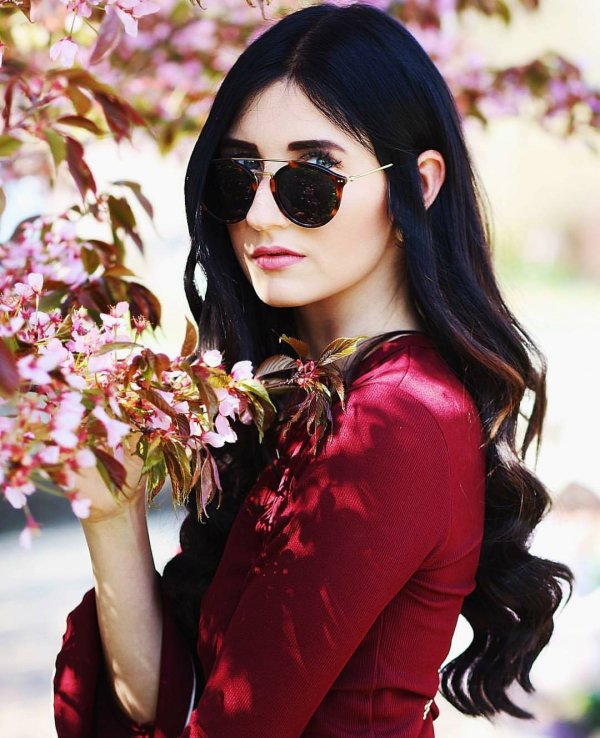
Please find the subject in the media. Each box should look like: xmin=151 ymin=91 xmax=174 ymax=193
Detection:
xmin=202 ymin=160 xmax=255 ymax=223
xmin=277 ymin=163 xmax=339 ymax=227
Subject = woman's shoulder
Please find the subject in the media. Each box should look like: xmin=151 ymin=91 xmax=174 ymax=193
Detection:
xmin=348 ymin=333 xmax=480 ymax=430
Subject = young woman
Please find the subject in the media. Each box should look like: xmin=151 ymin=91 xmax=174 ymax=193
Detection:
xmin=53 ymin=3 xmax=574 ymax=737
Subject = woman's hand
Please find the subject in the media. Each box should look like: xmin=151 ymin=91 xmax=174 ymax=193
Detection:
xmin=73 ymin=434 xmax=148 ymax=525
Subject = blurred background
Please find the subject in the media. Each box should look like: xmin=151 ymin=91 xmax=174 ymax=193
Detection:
xmin=0 ymin=0 xmax=599 ymax=735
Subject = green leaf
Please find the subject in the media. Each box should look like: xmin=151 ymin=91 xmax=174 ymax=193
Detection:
xmin=94 ymin=340 xmax=143 ymax=355
xmin=66 ymin=84 xmax=94 ymax=116
xmin=0 ymin=135 xmax=23 ymax=157
xmin=236 ymin=377 xmax=275 ymax=405
xmin=318 ymin=335 xmax=367 ymax=365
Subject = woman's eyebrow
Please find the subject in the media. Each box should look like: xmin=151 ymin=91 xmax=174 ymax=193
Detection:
xmin=220 ymin=137 xmax=348 ymax=154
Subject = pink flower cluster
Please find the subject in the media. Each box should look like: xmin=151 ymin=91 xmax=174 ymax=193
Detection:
xmin=0 ymin=259 xmax=266 ymax=549
xmin=0 ymin=215 xmax=90 ymax=293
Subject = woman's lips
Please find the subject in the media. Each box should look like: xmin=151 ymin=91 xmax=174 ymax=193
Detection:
xmin=253 ymin=254 xmax=306 ymax=270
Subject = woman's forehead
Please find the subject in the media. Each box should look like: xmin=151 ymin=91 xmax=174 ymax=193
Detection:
xmin=227 ymin=81 xmax=352 ymax=148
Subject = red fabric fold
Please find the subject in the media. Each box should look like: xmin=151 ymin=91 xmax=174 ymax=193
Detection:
xmin=53 ymin=574 xmax=195 ymax=738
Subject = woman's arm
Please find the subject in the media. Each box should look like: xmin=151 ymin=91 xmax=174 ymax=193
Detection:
xmin=80 ymin=493 xmax=163 ymax=725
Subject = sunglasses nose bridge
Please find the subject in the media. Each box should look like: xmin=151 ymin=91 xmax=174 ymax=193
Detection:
xmin=251 ymin=169 xmax=275 ymax=184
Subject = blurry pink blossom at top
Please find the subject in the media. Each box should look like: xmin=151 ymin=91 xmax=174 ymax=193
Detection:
xmin=49 ymin=36 xmax=78 ymax=66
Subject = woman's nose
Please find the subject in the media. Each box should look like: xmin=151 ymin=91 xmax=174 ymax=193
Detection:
xmin=244 ymin=170 xmax=289 ymax=230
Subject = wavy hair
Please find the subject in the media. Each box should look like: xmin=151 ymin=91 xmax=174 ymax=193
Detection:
xmin=162 ymin=1 xmax=574 ymax=719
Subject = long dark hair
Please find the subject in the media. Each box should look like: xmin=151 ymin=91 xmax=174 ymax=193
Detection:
xmin=162 ymin=1 xmax=574 ymax=720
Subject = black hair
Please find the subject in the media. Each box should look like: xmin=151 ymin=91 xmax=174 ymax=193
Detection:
xmin=162 ymin=1 xmax=574 ymax=719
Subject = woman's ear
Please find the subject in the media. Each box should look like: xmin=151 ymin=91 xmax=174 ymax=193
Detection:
xmin=417 ymin=150 xmax=446 ymax=209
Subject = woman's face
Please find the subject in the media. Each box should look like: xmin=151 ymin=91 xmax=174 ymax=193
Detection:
xmin=221 ymin=79 xmax=402 ymax=313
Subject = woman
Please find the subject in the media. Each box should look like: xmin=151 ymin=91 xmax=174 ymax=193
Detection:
xmin=53 ymin=3 xmax=574 ymax=737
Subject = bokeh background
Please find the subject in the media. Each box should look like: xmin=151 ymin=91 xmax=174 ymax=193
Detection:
xmin=1 ymin=0 xmax=599 ymax=736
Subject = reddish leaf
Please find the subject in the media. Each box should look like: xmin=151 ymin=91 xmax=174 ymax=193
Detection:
xmin=127 ymin=283 xmax=161 ymax=328
xmin=140 ymin=387 xmax=178 ymax=418
xmin=56 ymin=115 xmax=106 ymax=136
xmin=0 ymin=340 xmax=19 ymax=396
xmin=175 ymin=413 xmax=191 ymax=437
xmin=89 ymin=9 xmax=123 ymax=66
xmin=103 ymin=264 xmax=136 ymax=278
xmin=112 ymin=180 xmax=155 ymax=221
xmin=254 ymin=353 xmax=298 ymax=378
xmin=279 ymin=334 xmax=310 ymax=359
xmin=181 ymin=318 xmax=198 ymax=358
xmin=2 ymin=75 xmax=18 ymax=129
xmin=92 ymin=447 xmax=127 ymax=492
xmin=163 ymin=444 xmax=182 ymax=500
xmin=93 ymin=91 xmax=147 ymax=143
xmin=196 ymin=453 xmax=218 ymax=521
xmin=156 ymin=353 xmax=171 ymax=376
xmin=65 ymin=135 xmax=97 ymax=201
xmin=189 ymin=446 xmax=203 ymax=490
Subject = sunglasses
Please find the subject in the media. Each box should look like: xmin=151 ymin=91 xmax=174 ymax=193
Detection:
xmin=201 ymin=157 xmax=394 ymax=228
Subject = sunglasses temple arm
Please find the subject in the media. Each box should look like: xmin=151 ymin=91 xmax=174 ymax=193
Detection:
xmin=347 ymin=162 xmax=394 ymax=182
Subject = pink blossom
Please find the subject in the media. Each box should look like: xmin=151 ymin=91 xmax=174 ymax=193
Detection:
xmin=5 ymin=481 xmax=35 ymax=509
xmin=231 ymin=360 xmax=253 ymax=381
xmin=214 ymin=387 xmax=240 ymax=418
xmin=215 ymin=413 xmax=237 ymax=443
xmin=64 ymin=372 xmax=87 ymax=390
xmin=39 ymin=445 xmax=61 ymax=464
xmin=114 ymin=6 xmax=139 ymax=37
xmin=38 ymin=338 xmax=69 ymax=371
xmin=19 ymin=519 xmax=42 ymax=549
xmin=51 ymin=392 xmax=86 ymax=448
xmin=148 ymin=409 xmax=172 ymax=432
xmin=17 ymin=355 xmax=52 ymax=385
xmin=0 ymin=315 xmax=24 ymax=338
xmin=189 ymin=418 xmax=204 ymax=437
xmin=92 ymin=406 xmax=130 ymax=448
xmin=71 ymin=495 xmax=92 ymax=518
xmin=201 ymin=431 xmax=226 ymax=448
xmin=49 ymin=36 xmax=79 ymax=67
xmin=75 ymin=448 xmax=96 ymax=468
xmin=110 ymin=0 xmax=159 ymax=38
xmin=14 ymin=282 xmax=34 ymax=299
xmin=202 ymin=349 xmax=222 ymax=367
xmin=27 ymin=272 xmax=44 ymax=293
xmin=19 ymin=527 xmax=33 ymax=549
xmin=87 ymin=353 xmax=117 ymax=374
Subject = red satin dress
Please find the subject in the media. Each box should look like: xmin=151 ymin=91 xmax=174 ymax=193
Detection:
xmin=54 ymin=332 xmax=486 ymax=737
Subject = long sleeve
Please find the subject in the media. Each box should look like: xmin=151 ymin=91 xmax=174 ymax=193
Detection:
xmin=183 ymin=382 xmax=454 ymax=738
xmin=53 ymin=572 xmax=197 ymax=738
